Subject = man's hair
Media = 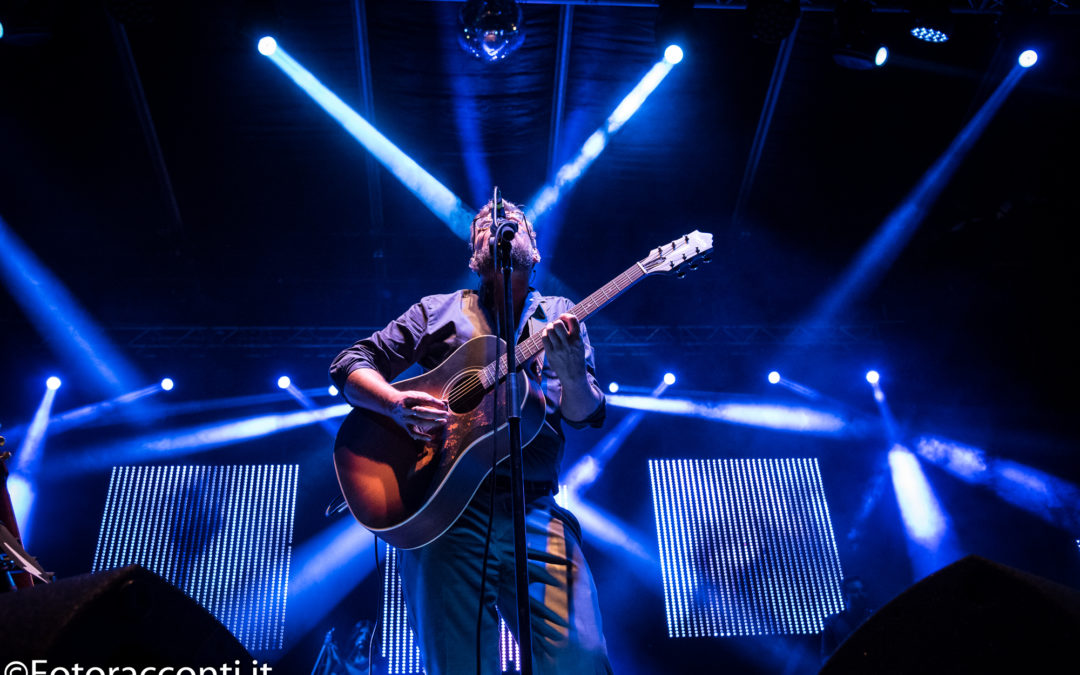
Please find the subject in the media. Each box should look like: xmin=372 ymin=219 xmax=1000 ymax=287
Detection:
xmin=468 ymin=198 xmax=540 ymax=273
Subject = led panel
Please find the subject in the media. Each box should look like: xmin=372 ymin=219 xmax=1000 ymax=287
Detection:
xmin=648 ymin=458 xmax=845 ymax=637
xmin=92 ymin=464 xmax=299 ymax=651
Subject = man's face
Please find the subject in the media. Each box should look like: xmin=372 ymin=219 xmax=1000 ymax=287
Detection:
xmin=469 ymin=203 xmax=539 ymax=278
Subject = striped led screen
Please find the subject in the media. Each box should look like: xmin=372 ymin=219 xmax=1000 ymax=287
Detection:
xmin=92 ymin=464 xmax=299 ymax=651
xmin=382 ymin=545 xmax=520 ymax=674
xmin=648 ymin=458 xmax=845 ymax=637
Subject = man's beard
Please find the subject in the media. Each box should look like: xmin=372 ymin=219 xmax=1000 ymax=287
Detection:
xmin=471 ymin=241 xmax=535 ymax=276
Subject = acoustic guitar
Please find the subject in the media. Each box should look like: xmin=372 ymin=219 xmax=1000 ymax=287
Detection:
xmin=333 ymin=231 xmax=713 ymax=549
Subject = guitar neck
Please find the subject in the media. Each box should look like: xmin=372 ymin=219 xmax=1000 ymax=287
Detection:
xmin=479 ymin=262 xmax=647 ymax=387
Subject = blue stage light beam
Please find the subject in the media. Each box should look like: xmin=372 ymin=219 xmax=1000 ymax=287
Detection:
xmin=7 ymin=389 xmax=341 ymax=444
xmin=3 ymin=381 xmax=179 ymax=447
xmin=564 ymin=375 xmax=673 ymax=495
xmin=559 ymin=492 xmax=658 ymax=586
xmin=799 ymin=62 xmax=1033 ymax=342
xmin=49 ymin=403 xmax=352 ymax=478
xmin=283 ymin=379 xmax=339 ymax=438
xmin=888 ymin=444 xmax=961 ymax=579
xmin=888 ymin=445 xmax=946 ymax=547
xmin=608 ymin=394 xmax=851 ymax=436
xmin=0 ymin=215 xmax=141 ymax=397
xmin=285 ymin=518 xmax=377 ymax=648
xmin=867 ymin=373 xmax=900 ymax=443
xmin=133 ymin=403 xmax=350 ymax=455
xmin=260 ymin=44 xmax=475 ymax=238
xmin=525 ymin=55 xmax=681 ymax=225
xmin=915 ymin=436 xmax=1080 ymax=532
xmin=435 ymin=20 xmax=493 ymax=209
xmin=10 ymin=381 xmax=61 ymax=546
xmin=767 ymin=371 xmax=822 ymax=400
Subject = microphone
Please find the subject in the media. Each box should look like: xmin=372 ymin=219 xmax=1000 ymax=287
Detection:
xmin=491 ymin=187 xmax=518 ymax=244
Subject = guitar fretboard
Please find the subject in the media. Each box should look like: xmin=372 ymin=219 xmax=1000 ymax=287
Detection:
xmin=477 ymin=262 xmax=647 ymax=388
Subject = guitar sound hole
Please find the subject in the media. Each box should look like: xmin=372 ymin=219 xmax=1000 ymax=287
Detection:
xmin=447 ymin=373 xmax=486 ymax=414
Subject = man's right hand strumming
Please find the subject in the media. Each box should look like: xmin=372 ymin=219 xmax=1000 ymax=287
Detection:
xmin=345 ymin=368 xmax=448 ymax=442
xmin=387 ymin=390 xmax=448 ymax=442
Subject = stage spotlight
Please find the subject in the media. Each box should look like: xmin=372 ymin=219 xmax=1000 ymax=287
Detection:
xmin=909 ymin=3 xmax=952 ymax=43
xmin=160 ymin=378 xmax=174 ymax=391
xmin=866 ymin=370 xmax=880 ymax=385
xmin=328 ymin=384 xmax=339 ymax=397
xmin=1018 ymin=49 xmax=1038 ymax=68
xmin=768 ymin=371 xmax=781 ymax=384
xmin=257 ymin=36 xmax=277 ymax=56
xmin=831 ymin=0 xmax=885 ymax=70
xmin=656 ymin=0 xmax=694 ymax=60
xmin=663 ymin=373 xmax=676 ymax=386
xmin=459 ymin=0 xmax=525 ymax=62
xmin=608 ymin=382 xmax=619 ymax=394
xmin=46 ymin=376 xmax=61 ymax=391
xmin=0 ymin=20 xmax=5 ymax=40
xmin=277 ymin=376 xmax=291 ymax=390
xmin=910 ymin=25 xmax=948 ymax=43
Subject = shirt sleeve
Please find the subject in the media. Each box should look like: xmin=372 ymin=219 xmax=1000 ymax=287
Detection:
xmin=329 ymin=300 xmax=429 ymax=389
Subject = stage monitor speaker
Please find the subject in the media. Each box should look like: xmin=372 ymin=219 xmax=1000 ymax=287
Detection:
xmin=0 ymin=564 xmax=252 ymax=665
xmin=821 ymin=555 xmax=1080 ymax=674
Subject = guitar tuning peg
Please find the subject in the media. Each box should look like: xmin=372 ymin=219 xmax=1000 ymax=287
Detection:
xmin=688 ymin=261 xmax=699 ymax=270
xmin=675 ymin=269 xmax=686 ymax=279
xmin=703 ymin=253 xmax=712 ymax=263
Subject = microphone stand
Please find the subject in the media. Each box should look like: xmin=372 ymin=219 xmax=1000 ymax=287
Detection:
xmin=491 ymin=194 xmax=534 ymax=675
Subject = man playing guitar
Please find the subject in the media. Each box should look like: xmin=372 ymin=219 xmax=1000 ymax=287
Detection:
xmin=330 ymin=198 xmax=613 ymax=674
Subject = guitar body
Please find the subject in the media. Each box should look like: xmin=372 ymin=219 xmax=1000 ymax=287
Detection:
xmin=333 ymin=335 xmax=547 ymax=549
xmin=332 ymin=230 xmax=714 ymax=549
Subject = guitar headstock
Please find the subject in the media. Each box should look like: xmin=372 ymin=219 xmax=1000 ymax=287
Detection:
xmin=639 ymin=230 xmax=713 ymax=278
